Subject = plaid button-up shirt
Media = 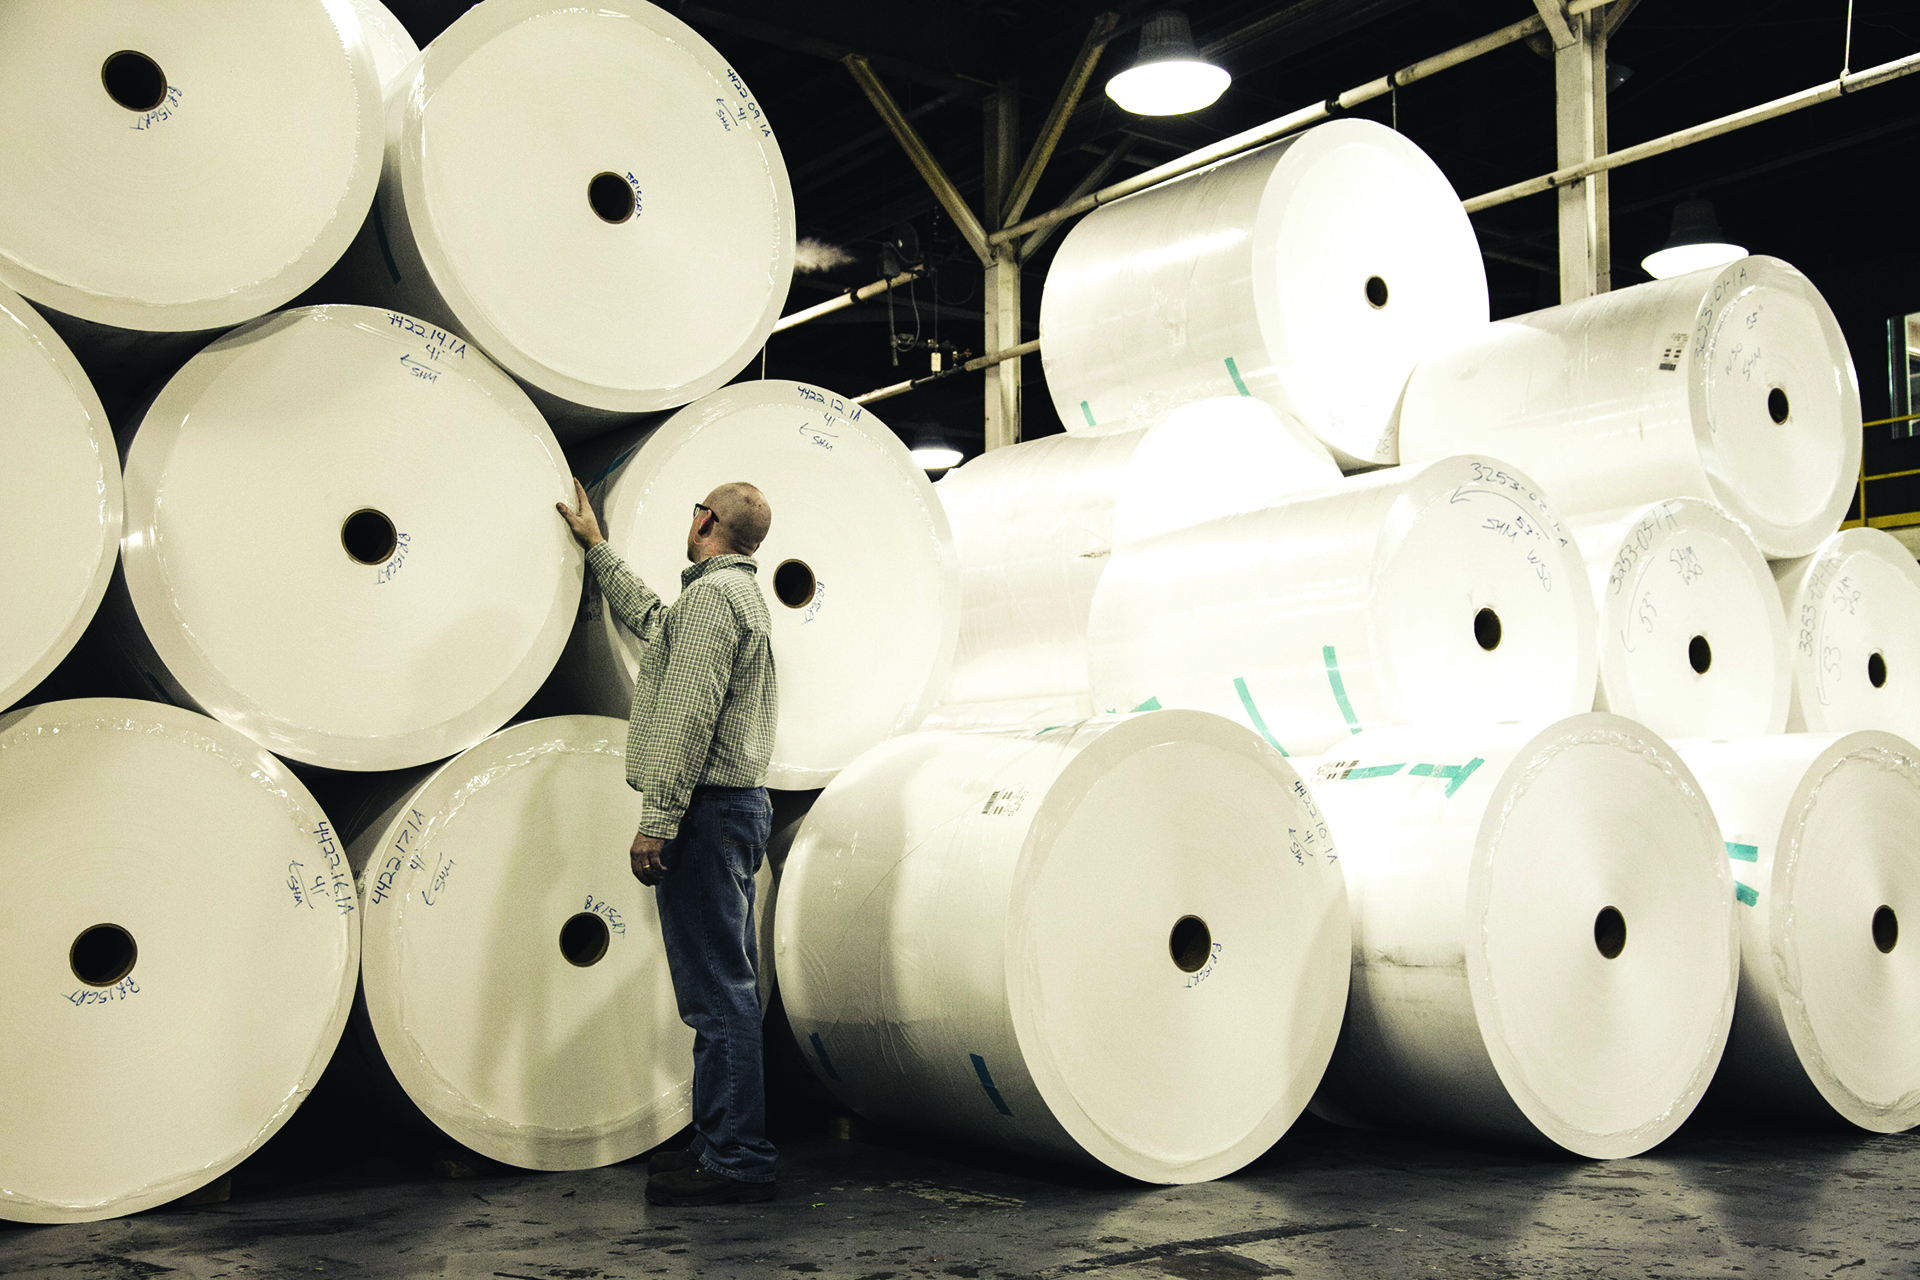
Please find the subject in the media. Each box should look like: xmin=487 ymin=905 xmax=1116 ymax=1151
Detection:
xmin=585 ymin=543 xmax=778 ymax=839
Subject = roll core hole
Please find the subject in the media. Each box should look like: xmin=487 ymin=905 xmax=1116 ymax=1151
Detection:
xmin=1594 ymin=906 xmax=1627 ymax=960
xmin=70 ymin=923 xmax=137 ymax=987
xmin=1767 ymin=387 xmax=1790 ymax=424
xmin=341 ymin=509 xmax=398 ymax=566
xmin=101 ymin=51 xmax=168 ymax=112
xmin=1874 ymin=905 xmax=1899 ymax=954
xmin=1474 ymin=607 xmax=1502 ymax=652
xmin=773 ymin=559 xmax=816 ymax=609
xmin=1169 ymin=915 xmax=1212 ymax=973
xmin=588 ymin=172 xmax=636 ymax=224
xmin=1364 ymin=276 xmax=1389 ymax=309
xmin=1869 ymin=651 xmax=1888 ymax=689
xmin=1689 ymin=634 xmax=1712 ymax=674
xmin=559 ymin=912 xmax=610 ymax=967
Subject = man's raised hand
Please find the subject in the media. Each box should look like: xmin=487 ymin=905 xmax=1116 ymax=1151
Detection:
xmin=557 ymin=478 xmax=605 ymax=548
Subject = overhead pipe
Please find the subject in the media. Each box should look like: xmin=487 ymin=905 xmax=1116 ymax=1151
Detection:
xmin=852 ymin=338 xmax=1041 ymax=406
xmin=771 ymin=269 xmax=925 ymax=334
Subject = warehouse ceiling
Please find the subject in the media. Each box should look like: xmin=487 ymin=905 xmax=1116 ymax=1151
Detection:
xmin=386 ymin=0 xmax=1920 ymax=464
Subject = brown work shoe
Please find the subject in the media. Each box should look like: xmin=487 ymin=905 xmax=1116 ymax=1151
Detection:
xmin=646 ymin=1148 xmax=697 ymax=1175
xmin=645 ymin=1164 xmax=776 ymax=1206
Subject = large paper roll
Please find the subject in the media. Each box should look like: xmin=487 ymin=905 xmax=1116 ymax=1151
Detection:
xmin=775 ymin=711 xmax=1349 ymax=1183
xmin=1676 ymin=733 xmax=1920 ymax=1132
xmin=1397 ymin=256 xmax=1861 ymax=558
xmin=1571 ymin=498 xmax=1789 ymax=738
xmin=0 ymin=698 xmax=357 ymax=1223
xmin=346 ymin=0 xmax=419 ymax=95
xmin=106 ymin=305 xmax=581 ymax=771
xmin=335 ymin=0 xmax=794 ymax=434
xmin=1038 ymin=119 xmax=1487 ymax=468
xmin=558 ymin=381 xmax=959 ymax=788
xmin=347 ymin=716 xmax=770 ymax=1170
xmin=0 ymin=284 xmax=121 ymax=710
xmin=0 ymin=2 xmax=382 ymax=351
xmin=1774 ymin=528 xmax=1920 ymax=739
xmin=1087 ymin=456 xmax=1597 ymax=757
xmin=1303 ymin=714 xmax=1736 ymax=1157
xmin=937 ymin=396 xmax=1340 ymax=711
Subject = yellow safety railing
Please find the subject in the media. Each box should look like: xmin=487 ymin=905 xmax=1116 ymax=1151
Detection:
xmin=1840 ymin=411 xmax=1920 ymax=530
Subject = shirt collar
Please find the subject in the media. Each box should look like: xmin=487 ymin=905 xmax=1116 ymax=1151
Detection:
xmin=682 ymin=553 xmax=758 ymax=587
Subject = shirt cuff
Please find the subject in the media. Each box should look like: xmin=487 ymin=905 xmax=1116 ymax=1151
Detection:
xmin=638 ymin=800 xmax=683 ymax=841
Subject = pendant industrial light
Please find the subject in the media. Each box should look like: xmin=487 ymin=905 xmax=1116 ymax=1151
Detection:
xmin=1641 ymin=197 xmax=1746 ymax=280
xmin=909 ymin=429 xmax=963 ymax=472
xmin=1105 ymin=11 xmax=1230 ymax=116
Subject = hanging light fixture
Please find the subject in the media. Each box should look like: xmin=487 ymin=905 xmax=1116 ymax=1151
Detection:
xmin=1105 ymin=11 xmax=1230 ymax=117
xmin=909 ymin=428 xmax=963 ymax=472
xmin=1641 ymin=197 xmax=1746 ymax=280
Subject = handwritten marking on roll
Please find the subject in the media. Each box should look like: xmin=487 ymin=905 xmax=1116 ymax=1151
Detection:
xmin=65 ymin=978 xmax=140 ymax=1007
xmin=625 ymin=172 xmax=644 ymax=217
xmin=583 ymin=894 xmax=626 ymax=936
xmin=129 ymin=84 xmax=183 ymax=131
xmin=314 ymin=822 xmax=355 ymax=914
xmin=801 ymin=579 xmax=826 ymax=625
xmin=375 ymin=533 xmax=413 ymax=586
xmin=1184 ymin=942 xmax=1225 ymax=988
xmin=371 ymin=809 xmax=429 ymax=906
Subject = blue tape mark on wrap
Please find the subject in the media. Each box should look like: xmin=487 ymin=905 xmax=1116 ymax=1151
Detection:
xmin=1232 ymin=677 xmax=1288 ymax=756
xmin=1224 ymin=356 xmax=1252 ymax=397
xmin=1322 ymin=646 xmax=1363 ymax=734
xmin=809 ymin=1033 xmax=841 ymax=1081
xmin=1080 ymin=400 xmax=1096 ymax=427
xmin=1735 ymin=881 xmax=1760 ymax=907
xmin=1726 ymin=842 xmax=1760 ymax=862
xmin=970 ymin=1053 xmax=1014 ymax=1117
xmin=371 ymin=194 xmax=402 ymax=285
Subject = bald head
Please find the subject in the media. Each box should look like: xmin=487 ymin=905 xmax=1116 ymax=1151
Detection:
xmin=705 ymin=482 xmax=771 ymax=555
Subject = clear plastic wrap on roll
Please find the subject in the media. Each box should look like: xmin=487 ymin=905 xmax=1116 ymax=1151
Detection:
xmin=1086 ymin=456 xmax=1597 ymax=757
xmin=1303 ymin=715 xmax=1737 ymax=1157
xmin=105 ymin=305 xmax=581 ymax=771
xmin=1570 ymin=498 xmax=1789 ymax=738
xmin=556 ymin=381 xmax=958 ymax=788
xmin=1774 ymin=528 xmax=1920 ymax=738
xmin=1676 ymin=733 xmax=1920 ymax=1132
xmin=775 ymin=711 xmax=1350 ymax=1183
xmin=346 ymin=716 xmax=769 ymax=1170
xmin=0 ymin=284 xmax=121 ymax=710
xmin=1038 ymin=119 xmax=1487 ymax=468
xmin=0 ymin=699 xmax=357 ymax=1223
xmin=0 ymin=2 xmax=383 ymax=379
xmin=333 ymin=0 xmax=795 ymax=435
xmin=346 ymin=0 xmax=420 ymax=95
xmin=936 ymin=397 xmax=1340 ymax=712
xmin=1397 ymin=256 xmax=1861 ymax=558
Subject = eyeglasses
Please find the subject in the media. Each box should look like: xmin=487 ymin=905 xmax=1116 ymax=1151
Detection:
xmin=692 ymin=502 xmax=714 ymax=521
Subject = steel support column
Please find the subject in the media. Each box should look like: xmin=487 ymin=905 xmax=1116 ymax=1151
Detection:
xmin=983 ymin=80 xmax=1022 ymax=450
xmin=1550 ymin=2 xmax=1609 ymax=300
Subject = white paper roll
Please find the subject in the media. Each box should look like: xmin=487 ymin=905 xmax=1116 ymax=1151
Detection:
xmin=348 ymin=715 xmax=770 ymax=1170
xmin=775 ymin=710 xmax=1350 ymax=1183
xmin=936 ymin=397 xmax=1341 ymax=711
xmin=1038 ymin=119 xmax=1487 ymax=468
xmin=1397 ymin=256 xmax=1861 ymax=558
xmin=1774 ymin=528 xmax=1920 ymax=739
xmin=1302 ymin=714 xmax=1736 ymax=1157
xmin=1086 ymin=456 xmax=1597 ymax=758
xmin=0 ymin=698 xmax=357 ymax=1223
xmin=0 ymin=2 xmax=382 ymax=338
xmin=0 ymin=284 xmax=121 ymax=710
xmin=338 ymin=0 xmax=795 ymax=433
xmin=558 ymin=380 xmax=959 ymax=788
xmin=1676 ymin=733 xmax=1920 ymax=1132
xmin=107 ymin=304 xmax=581 ymax=771
xmin=1571 ymin=498 xmax=1789 ymax=738
xmin=346 ymin=0 xmax=419 ymax=95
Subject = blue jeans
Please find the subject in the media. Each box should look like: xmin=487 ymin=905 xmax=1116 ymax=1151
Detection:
xmin=653 ymin=785 xmax=777 ymax=1183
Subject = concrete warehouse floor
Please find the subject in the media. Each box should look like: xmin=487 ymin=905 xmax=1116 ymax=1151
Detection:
xmin=5 ymin=1100 xmax=1918 ymax=1280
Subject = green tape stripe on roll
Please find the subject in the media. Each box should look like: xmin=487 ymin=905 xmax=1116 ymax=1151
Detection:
xmin=1726 ymin=842 xmax=1760 ymax=862
xmin=1735 ymin=881 xmax=1760 ymax=907
xmin=1130 ymin=696 xmax=1161 ymax=712
xmin=970 ymin=1053 xmax=1014 ymax=1117
xmin=1346 ymin=764 xmax=1404 ymax=779
xmin=1080 ymin=400 xmax=1096 ymax=427
xmin=1322 ymin=646 xmax=1363 ymax=734
xmin=1224 ymin=356 xmax=1252 ymax=397
xmin=1232 ymin=677 xmax=1288 ymax=756
xmin=1409 ymin=758 xmax=1485 ymax=798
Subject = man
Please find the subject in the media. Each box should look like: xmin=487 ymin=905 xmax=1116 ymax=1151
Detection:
xmin=557 ymin=477 xmax=780 ymax=1207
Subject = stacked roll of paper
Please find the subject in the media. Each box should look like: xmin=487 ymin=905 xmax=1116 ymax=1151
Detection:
xmin=776 ymin=710 xmax=1350 ymax=1182
xmin=1397 ymin=256 xmax=1860 ymax=558
xmin=1304 ymin=715 xmax=1737 ymax=1157
xmin=1677 ymin=733 xmax=1920 ymax=1132
xmin=0 ymin=284 xmax=121 ymax=710
xmin=1039 ymin=119 xmax=1487 ymax=468
xmin=346 ymin=0 xmax=420 ymax=95
xmin=936 ymin=396 xmax=1340 ymax=715
xmin=1774 ymin=528 xmax=1920 ymax=739
xmin=1086 ymin=456 xmax=1597 ymax=756
xmin=0 ymin=698 xmax=357 ymax=1223
xmin=559 ymin=381 xmax=959 ymax=788
xmin=0 ymin=1 xmax=383 ymax=383
xmin=335 ymin=0 xmax=795 ymax=435
xmin=347 ymin=716 xmax=771 ymax=1170
xmin=1571 ymin=498 xmax=1790 ymax=737
xmin=105 ymin=304 xmax=580 ymax=771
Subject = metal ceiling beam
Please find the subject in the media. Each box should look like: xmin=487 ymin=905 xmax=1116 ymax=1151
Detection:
xmin=676 ymin=3 xmax=981 ymax=97
xmin=1019 ymin=140 xmax=1137 ymax=264
xmin=1001 ymin=11 xmax=1121 ymax=229
xmin=842 ymin=54 xmax=994 ymax=265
